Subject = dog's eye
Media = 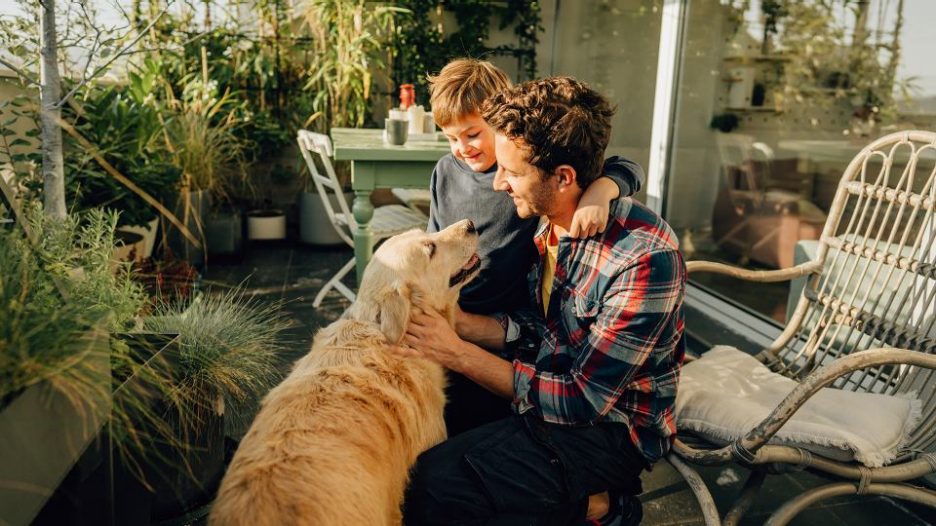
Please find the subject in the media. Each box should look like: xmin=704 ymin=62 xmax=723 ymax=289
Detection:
xmin=423 ymin=241 xmax=436 ymax=259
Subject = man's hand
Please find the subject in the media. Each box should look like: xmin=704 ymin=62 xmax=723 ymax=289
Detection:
xmin=402 ymin=307 xmax=467 ymax=371
xmin=569 ymin=176 xmax=618 ymax=238
xmin=398 ymin=306 xmax=517 ymax=400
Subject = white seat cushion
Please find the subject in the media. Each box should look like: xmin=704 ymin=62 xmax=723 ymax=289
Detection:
xmin=335 ymin=205 xmax=426 ymax=239
xmin=391 ymin=188 xmax=431 ymax=206
xmin=676 ymin=346 xmax=921 ymax=467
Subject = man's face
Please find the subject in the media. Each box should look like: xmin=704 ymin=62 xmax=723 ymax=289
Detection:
xmin=492 ymin=133 xmax=556 ymax=219
xmin=440 ymin=112 xmax=496 ymax=172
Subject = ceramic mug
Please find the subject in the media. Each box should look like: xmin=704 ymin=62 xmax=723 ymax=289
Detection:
xmin=385 ymin=118 xmax=409 ymax=146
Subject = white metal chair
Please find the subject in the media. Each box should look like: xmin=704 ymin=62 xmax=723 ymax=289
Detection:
xmin=297 ymin=130 xmax=427 ymax=307
xmin=674 ymin=130 xmax=936 ymax=525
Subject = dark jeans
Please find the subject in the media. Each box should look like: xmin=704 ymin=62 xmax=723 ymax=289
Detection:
xmin=403 ymin=414 xmax=647 ymax=526
xmin=444 ymin=370 xmax=513 ymax=437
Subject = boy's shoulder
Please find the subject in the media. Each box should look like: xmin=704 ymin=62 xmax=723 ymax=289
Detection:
xmin=434 ymin=152 xmax=460 ymax=173
xmin=433 ymin=154 xmax=490 ymax=184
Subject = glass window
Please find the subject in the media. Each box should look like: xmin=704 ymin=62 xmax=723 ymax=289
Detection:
xmin=547 ymin=0 xmax=664 ymax=196
xmin=667 ymin=0 xmax=936 ymax=323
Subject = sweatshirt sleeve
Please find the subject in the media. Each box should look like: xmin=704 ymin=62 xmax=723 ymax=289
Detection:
xmin=426 ymin=162 xmax=441 ymax=233
xmin=601 ymin=156 xmax=644 ymax=198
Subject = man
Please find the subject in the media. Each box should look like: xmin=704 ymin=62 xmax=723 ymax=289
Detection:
xmin=399 ymin=76 xmax=686 ymax=526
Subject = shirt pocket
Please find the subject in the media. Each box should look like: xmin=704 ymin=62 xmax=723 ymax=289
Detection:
xmin=559 ymin=290 xmax=600 ymax=346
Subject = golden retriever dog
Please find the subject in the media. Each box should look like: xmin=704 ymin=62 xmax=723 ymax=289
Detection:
xmin=210 ymin=219 xmax=480 ymax=526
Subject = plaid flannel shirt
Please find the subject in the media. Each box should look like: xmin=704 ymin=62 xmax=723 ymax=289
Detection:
xmin=498 ymin=199 xmax=686 ymax=462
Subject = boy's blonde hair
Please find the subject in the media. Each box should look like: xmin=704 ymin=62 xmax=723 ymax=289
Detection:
xmin=428 ymin=59 xmax=511 ymax=127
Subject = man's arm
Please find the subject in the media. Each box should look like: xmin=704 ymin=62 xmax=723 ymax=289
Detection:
xmin=513 ymin=248 xmax=685 ymax=424
xmin=403 ymin=308 xmax=515 ymax=399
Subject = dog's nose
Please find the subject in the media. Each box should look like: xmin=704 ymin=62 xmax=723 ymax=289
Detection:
xmin=465 ymin=219 xmax=476 ymax=234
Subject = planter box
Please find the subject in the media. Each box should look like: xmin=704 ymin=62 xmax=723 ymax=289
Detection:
xmin=166 ymin=190 xmax=207 ymax=268
xmin=111 ymin=332 xmax=225 ymax=522
xmin=300 ymin=190 xmax=353 ymax=245
xmin=33 ymin=331 xmax=224 ymax=525
xmin=205 ymin=211 xmax=243 ymax=256
xmin=0 ymin=330 xmax=111 ymax=526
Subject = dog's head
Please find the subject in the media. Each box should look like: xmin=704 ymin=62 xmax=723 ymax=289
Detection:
xmin=345 ymin=219 xmax=480 ymax=343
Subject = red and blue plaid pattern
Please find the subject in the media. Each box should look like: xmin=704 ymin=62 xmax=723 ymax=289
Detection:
xmin=501 ymin=199 xmax=686 ymax=462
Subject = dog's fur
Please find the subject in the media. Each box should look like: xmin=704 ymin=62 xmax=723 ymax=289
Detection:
xmin=210 ymin=220 xmax=480 ymax=526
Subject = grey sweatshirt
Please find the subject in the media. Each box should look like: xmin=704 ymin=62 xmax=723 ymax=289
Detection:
xmin=427 ymin=154 xmax=643 ymax=315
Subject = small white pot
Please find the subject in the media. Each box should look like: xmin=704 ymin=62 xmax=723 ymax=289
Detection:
xmin=117 ymin=217 xmax=159 ymax=261
xmin=247 ymin=209 xmax=286 ymax=240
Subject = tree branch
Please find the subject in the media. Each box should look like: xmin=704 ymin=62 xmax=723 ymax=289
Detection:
xmin=55 ymin=3 xmax=172 ymax=108
xmin=0 ymin=57 xmax=39 ymax=86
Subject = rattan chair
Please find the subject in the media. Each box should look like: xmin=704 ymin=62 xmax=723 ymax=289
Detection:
xmin=672 ymin=130 xmax=936 ymax=525
xmin=297 ymin=130 xmax=427 ymax=307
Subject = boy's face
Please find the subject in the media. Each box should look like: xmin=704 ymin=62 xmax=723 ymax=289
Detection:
xmin=440 ymin=112 xmax=496 ymax=172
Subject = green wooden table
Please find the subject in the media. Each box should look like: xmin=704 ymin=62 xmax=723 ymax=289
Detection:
xmin=331 ymin=127 xmax=450 ymax=283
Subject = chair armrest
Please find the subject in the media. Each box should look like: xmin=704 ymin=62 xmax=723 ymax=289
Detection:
xmin=674 ymin=347 xmax=936 ymax=465
xmin=687 ymin=260 xmax=822 ymax=283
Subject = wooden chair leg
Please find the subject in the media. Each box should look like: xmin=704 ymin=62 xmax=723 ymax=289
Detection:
xmin=667 ymin=454 xmax=722 ymax=526
xmin=765 ymin=482 xmax=936 ymax=526
xmin=724 ymin=469 xmax=767 ymax=526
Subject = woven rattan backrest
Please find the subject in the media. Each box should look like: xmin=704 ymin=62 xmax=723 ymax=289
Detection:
xmin=770 ymin=132 xmax=936 ymax=412
xmin=772 ymin=131 xmax=936 ymax=451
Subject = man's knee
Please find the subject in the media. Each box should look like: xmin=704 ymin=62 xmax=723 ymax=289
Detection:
xmin=403 ymin=463 xmax=438 ymax=525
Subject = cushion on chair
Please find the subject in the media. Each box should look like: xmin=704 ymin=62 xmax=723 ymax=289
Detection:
xmin=676 ymin=346 xmax=921 ymax=467
xmin=335 ymin=205 xmax=427 ymax=238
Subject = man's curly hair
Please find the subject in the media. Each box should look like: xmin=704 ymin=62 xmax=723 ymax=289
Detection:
xmin=481 ymin=76 xmax=615 ymax=188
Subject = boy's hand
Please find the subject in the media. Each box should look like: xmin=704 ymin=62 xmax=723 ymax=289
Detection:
xmin=571 ymin=176 xmax=619 ymax=237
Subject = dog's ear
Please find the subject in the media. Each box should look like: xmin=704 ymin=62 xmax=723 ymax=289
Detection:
xmin=347 ymin=280 xmax=423 ymax=343
xmin=378 ymin=281 xmax=411 ymax=343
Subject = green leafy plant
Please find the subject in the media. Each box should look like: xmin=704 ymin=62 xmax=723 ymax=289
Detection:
xmin=161 ymin=68 xmax=250 ymax=202
xmin=140 ymin=287 xmax=290 ymax=434
xmin=765 ymin=1 xmax=910 ymax=126
xmin=391 ymin=0 xmax=543 ymax=105
xmin=63 ymin=73 xmax=181 ymax=228
xmin=0 ymin=206 xmax=147 ymax=409
xmin=302 ymin=0 xmax=406 ymax=131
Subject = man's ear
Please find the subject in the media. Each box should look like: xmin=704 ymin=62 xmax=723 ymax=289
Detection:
xmin=554 ymin=165 xmax=577 ymax=189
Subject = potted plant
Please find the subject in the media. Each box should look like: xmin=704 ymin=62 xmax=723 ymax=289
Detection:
xmin=129 ymin=287 xmax=290 ymax=519
xmin=4 ymin=206 xmax=288 ymax=523
xmin=246 ymin=205 xmax=287 ymax=241
xmin=0 ymin=207 xmax=148 ymax=525
xmin=64 ymin=79 xmax=181 ymax=261
xmin=246 ymin=162 xmax=291 ymax=242
xmin=157 ymin=59 xmax=249 ymax=265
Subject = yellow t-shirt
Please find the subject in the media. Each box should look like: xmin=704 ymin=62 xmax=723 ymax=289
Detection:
xmin=541 ymin=223 xmax=560 ymax=315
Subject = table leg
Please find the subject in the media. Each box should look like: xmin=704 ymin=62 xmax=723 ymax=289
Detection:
xmin=352 ymin=189 xmax=375 ymax=285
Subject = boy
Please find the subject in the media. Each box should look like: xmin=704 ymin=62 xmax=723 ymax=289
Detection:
xmin=426 ymin=59 xmax=644 ymax=436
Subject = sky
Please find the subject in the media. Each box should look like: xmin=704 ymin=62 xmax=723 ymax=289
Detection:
xmin=2 ymin=0 xmax=934 ymax=97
